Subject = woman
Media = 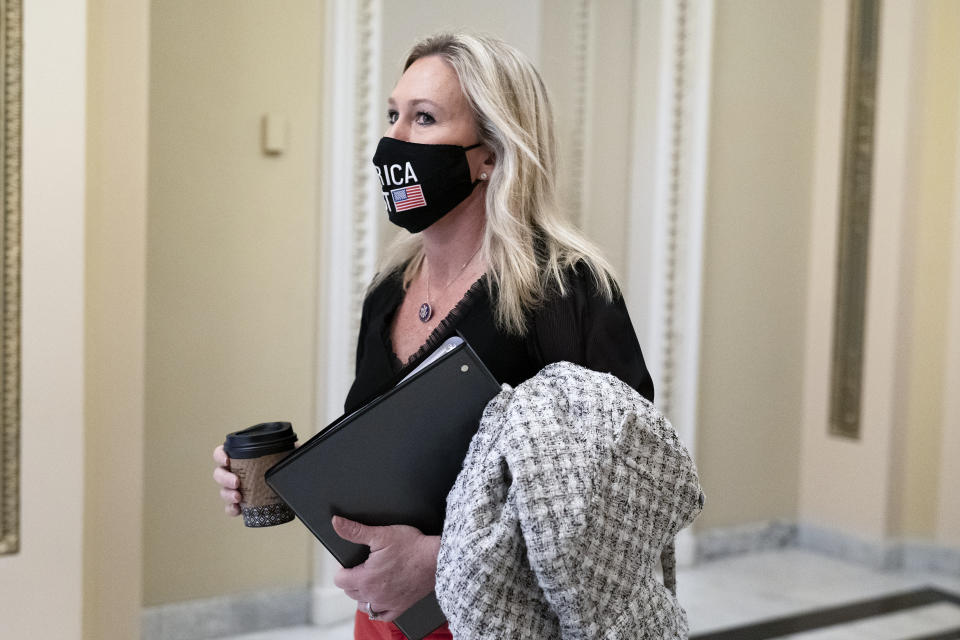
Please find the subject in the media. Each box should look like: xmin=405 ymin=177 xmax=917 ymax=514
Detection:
xmin=214 ymin=33 xmax=653 ymax=639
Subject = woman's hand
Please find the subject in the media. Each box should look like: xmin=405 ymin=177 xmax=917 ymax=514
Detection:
xmin=331 ymin=516 xmax=440 ymax=622
xmin=212 ymin=445 xmax=241 ymax=517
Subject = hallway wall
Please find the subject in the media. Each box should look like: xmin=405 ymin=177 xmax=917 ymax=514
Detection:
xmin=799 ymin=0 xmax=960 ymax=547
xmin=695 ymin=0 xmax=819 ymax=529
xmin=84 ymin=0 xmax=149 ymax=636
xmin=145 ymin=0 xmax=323 ymax=605
xmin=897 ymin=0 xmax=960 ymax=540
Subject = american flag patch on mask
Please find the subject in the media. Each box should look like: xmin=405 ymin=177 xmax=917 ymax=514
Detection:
xmin=391 ymin=184 xmax=426 ymax=211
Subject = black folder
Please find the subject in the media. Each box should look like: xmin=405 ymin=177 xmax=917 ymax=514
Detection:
xmin=265 ymin=338 xmax=501 ymax=639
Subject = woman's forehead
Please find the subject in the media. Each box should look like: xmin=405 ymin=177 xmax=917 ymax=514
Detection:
xmin=389 ymin=56 xmax=466 ymax=109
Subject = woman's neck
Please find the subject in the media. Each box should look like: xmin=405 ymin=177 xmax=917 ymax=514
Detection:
xmin=419 ymin=189 xmax=486 ymax=282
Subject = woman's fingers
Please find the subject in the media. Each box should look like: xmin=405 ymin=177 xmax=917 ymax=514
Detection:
xmin=331 ymin=516 xmax=384 ymax=549
xmin=330 ymin=524 xmax=436 ymax=622
xmin=213 ymin=444 xmax=229 ymax=466
xmin=213 ymin=444 xmax=240 ymax=517
xmin=213 ymin=466 xmax=238 ymax=489
xmin=333 ymin=566 xmax=355 ymax=592
xmin=343 ymin=588 xmax=363 ymax=601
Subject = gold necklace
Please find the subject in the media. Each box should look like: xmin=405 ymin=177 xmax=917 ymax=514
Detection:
xmin=419 ymin=245 xmax=482 ymax=323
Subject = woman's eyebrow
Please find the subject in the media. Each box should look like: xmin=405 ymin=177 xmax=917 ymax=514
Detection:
xmin=409 ymin=98 xmax=442 ymax=110
xmin=386 ymin=97 xmax=444 ymax=112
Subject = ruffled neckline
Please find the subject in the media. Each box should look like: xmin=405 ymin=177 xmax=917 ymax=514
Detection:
xmin=383 ymin=275 xmax=488 ymax=374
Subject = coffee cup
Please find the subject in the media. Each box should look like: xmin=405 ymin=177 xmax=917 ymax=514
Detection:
xmin=223 ymin=421 xmax=298 ymax=527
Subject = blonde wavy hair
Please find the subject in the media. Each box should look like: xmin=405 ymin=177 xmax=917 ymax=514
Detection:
xmin=373 ymin=32 xmax=616 ymax=334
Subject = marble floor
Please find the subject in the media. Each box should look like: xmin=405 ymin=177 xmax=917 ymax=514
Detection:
xmin=222 ymin=549 xmax=960 ymax=640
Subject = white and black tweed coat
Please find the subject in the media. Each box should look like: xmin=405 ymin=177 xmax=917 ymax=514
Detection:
xmin=436 ymin=362 xmax=703 ymax=639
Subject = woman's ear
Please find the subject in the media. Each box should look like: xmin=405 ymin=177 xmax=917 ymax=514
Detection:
xmin=481 ymin=150 xmax=496 ymax=173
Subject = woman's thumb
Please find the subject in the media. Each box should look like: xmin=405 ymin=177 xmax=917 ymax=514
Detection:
xmin=331 ymin=515 xmax=376 ymax=545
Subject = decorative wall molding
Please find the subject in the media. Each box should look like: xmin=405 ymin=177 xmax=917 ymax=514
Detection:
xmin=902 ymin=541 xmax=960 ymax=576
xmin=141 ymin=586 xmax=310 ymax=640
xmin=694 ymin=521 xmax=960 ymax=576
xmin=829 ymin=0 xmax=881 ymax=439
xmin=627 ymin=0 xmax=714 ymax=565
xmin=0 ymin=0 xmax=22 ymax=557
xmin=569 ymin=0 xmax=592 ymax=228
xmin=659 ymin=0 xmax=688 ymax=418
xmin=695 ymin=521 xmax=797 ymax=563
xmin=319 ymin=0 xmax=382 ymax=431
xmin=794 ymin=522 xmax=901 ymax=570
xmin=350 ymin=0 xmax=381 ymax=342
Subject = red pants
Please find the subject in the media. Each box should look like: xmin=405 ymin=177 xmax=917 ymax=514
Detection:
xmin=353 ymin=610 xmax=452 ymax=640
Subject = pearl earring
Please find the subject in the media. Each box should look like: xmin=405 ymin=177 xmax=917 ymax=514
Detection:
xmin=480 ymin=172 xmax=488 ymax=180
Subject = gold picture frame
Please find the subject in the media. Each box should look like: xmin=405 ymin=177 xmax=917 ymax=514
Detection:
xmin=0 ymin=0 xmax=22 ymax=555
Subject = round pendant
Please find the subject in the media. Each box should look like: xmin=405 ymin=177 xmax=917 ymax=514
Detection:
xmin=418 ymin=302 xmax=433 ymax=323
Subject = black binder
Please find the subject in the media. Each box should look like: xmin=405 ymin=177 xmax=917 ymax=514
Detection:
xmin=265 ymin=338 xmax=501 ymax=639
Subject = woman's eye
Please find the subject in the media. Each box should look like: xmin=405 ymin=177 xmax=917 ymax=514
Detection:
xmin=415 ymin=111 xmax=436 ymax=126
xmin=386 ymin=110 xmax=398 ymax=124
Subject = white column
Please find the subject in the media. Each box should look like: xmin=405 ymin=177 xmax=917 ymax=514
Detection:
xmin=626 ymin=0 xmax=714 ymax=565
xmin=313 ymin=0 xmax=382 ymax=626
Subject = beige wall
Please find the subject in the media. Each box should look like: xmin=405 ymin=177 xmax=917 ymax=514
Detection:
xmin=145 ymin=1 xmax=323 ymax=605
xmin=0 ymin=0 xmax=88 ymax=636
xmin=799 ymin=0 xmax=960 ymax=544
xmin=898 ymin=0 xmax=960 ymax=538
xmin=938 ymin=71 xmax=960 ymax=545
xmin=694 ymin=0 xmax=819 ymax=529
xmin=84 ymin=0 xmax=149 ymax=637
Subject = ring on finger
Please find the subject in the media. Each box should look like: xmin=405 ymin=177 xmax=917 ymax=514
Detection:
xmin=365 ymin=601 xmax=382 ymax=621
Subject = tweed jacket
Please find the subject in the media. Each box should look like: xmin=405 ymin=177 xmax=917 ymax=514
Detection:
xmin=436 ymin=362 xmax=703 ymax=639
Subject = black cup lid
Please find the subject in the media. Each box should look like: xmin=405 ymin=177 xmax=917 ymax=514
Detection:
xmin=224 ymin=421 xmax=298 ymax=459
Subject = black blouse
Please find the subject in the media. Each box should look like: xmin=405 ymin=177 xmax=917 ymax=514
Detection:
xmin=344 ymin=265 xmax=654 ymax=414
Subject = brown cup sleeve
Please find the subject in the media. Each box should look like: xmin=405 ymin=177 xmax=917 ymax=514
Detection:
xmin=229 ymin=450 xmax=295 ymax=527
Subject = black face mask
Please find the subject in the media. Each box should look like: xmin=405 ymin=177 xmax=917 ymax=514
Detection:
xmin=372 ymin=137 xmax=483 ymax=233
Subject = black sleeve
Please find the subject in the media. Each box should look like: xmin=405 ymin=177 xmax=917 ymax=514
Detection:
xmin=530 ymin=267 xmax=655 ymax=402
xmin=344 ymin=272 xmax=402 ymax=414
xmin=353 ymin=289 xmax=372 ymax=380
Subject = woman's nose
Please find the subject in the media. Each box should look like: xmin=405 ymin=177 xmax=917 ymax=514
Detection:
xmin=386 ymin=120 xmax=410 ymax=142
